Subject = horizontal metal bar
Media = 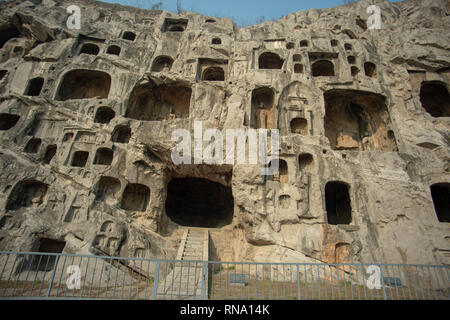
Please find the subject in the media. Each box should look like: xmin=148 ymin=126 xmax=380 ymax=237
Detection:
xmin=0 ymin=252 xmax=448 ymax=268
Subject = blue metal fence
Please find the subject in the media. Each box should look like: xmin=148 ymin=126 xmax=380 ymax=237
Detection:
xmin=0 ymin=251 xmax=448 ymax=300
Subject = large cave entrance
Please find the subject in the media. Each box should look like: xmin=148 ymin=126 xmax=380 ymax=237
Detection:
xmin=165 ymin=178 xmax=234 ymax=228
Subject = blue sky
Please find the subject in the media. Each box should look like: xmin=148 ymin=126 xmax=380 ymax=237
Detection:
xmin=101 ymin=0 xmax=402 ymax=26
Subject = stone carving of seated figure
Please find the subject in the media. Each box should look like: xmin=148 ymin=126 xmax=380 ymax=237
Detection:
xmin=162 ymin=63 xmax=170 ymax=72
xmin=169 ymin=108 xmax=176 ymax=120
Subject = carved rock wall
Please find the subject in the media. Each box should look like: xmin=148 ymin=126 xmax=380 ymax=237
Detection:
xmin=0 ymin=0 xmax=449 ymax=265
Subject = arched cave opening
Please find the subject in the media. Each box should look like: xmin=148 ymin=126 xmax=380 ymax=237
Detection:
xmin=364 ymin=62 xmax=377 ymax=78
xmin=95 ymin=176 xmax=121 ymax=205
xmin=107 ymin=45 xmax=121 ymax=56
xmin=24 ymin=138 xmax=41 ymax=153
xmin=251 ymin=87 xmax=275 ymax=129
xmin=151 ymin=56 xmax=174 ymax=72
xmin=290 ymin=117 xmax=307 ymax=135
xmin=202 ymin=67 xmax=225 ymax=81
xmin=126 ymin=83 xmax=191 ymax=121
xmin=94 ymin=106 xmax=115 ymax=124
xmin=111 ymin=125 xmax=131 ymax=143
xmin=0 ymin=24 xmax=20 ymax=49
xmin=324 ymin=89 xmax=398 ymax=151
xmin=122 ymin=31 xmax=136 ymax=41
xmin=312 ymin=60 xmax=335 ymax=77
xmin=259 ymin=52 xmax=284 ymax=70
xmin=6 ymin=180 xmax=48 ymax=211
xmin=56 ymin=70 xmax=111 ymax=101
xmin=121 ymin=183 xmax=150 ymax=212
xmin=165 ymin=178 xmax=234 ymax=228
xmin=298 ymin=153 xmax=313 ymax=173
xmin=79 ymin=43 xmax=100 ymax=55
xmin=420 ymin=82 xmax=450 ymax=117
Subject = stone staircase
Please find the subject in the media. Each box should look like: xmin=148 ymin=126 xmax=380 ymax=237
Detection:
xmin=156 ymin=228 xmax=209 ymax=299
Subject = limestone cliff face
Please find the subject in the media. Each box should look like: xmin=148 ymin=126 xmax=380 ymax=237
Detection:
xmin=0 ymin=0 xmax=449 ymax=265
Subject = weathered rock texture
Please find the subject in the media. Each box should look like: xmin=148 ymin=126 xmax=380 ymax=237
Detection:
xmin=0 ymin=0 xmax=449 ymax=265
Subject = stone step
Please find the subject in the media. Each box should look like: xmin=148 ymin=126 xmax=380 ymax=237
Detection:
xmin=185 ymin=241 xmax=203 ymax=245
xmin=184 ymin=243 xmax=203 ymax=247
xmin=183 ymin=245 xmax=202 ymax=250
xmin=183 ymin=247 xmax=202 ymax=251
xmin=157 ymin=228 xmax=208 ymax=300
xmin=182 ymin=254 xmax=203 ymax=260
xmin=186 ymin=237 xmax=204 ymax=241
xmin=182 ymin=251 xmax=202 ymax=255
xmin=184 ymin=245 xmax=202 ymax=250
xmin=187 ymin=233 xmax=205 ymax=237
xmin=183 ymin=251 xmax=201 ymax=256
xmin=187 ymin=232 xmax=204 ymax=236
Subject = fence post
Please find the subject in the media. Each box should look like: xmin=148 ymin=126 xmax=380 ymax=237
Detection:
xmin=297 ymin=265 xmax=301 ymax=300
xmin=201 ymin=262 xmax=208 ymax=300
xmin=152 ymin=261 xmax=160 ymax=300
xmin=46 ymin=255 xmax=60 ymax=299
xmin=379 ymin=264 xmax=387 ymax=300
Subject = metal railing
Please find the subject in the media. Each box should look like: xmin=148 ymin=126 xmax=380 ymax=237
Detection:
xmin=0 ymin=251 xmax=448 ymax=300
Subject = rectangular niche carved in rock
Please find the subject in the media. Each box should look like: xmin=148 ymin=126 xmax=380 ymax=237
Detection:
xmin=6 ymin=180 xmax=48 ymax=211
xmin=324 ymin=89 xmax=398 ymax=151
xmin=250 ymin=87 xmax=276 ymax=129
xmin=163 ymin=18 xmax=188 ymax=32
xmin=325 ymin=181 xmax=352 ymax=225
xmin=0 ymin=113 xmax=20 ymax=130
xmin=309 ymin=52 xmax=338 ymax=77
xmin=25 ymin=77 xmax=44 ymax=96
xmin=126 ymin=83 xmax=191 ymax=121
xmin=95 ymin=176 xmax=121 ymax=205
xmin=56 ymin=70 xmax=111 ymax=101
xmin=197 ymin=58 xmax=228 ymax=82
xmin=71 ymin=151 xmax=89 ymax=167
xmin=430 ymin=183 xmax=450 ymax=223
xmin=121 ymin=183 xmax=150 ymax=212
xmin=24 ymin=138 xmax=42 ymax=154
xmin=28 ymin=238 xmax=66 ymax=272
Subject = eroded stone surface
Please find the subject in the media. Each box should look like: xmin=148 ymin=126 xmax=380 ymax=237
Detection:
xmin=0 ymin=0 xmax=449 ymax=265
